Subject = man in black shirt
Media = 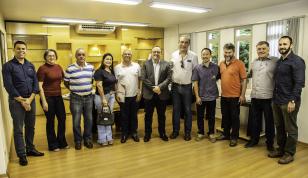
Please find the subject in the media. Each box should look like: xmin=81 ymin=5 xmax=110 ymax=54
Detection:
xmin=268 ymin=36 xmax=305 ymax=164
xmin=2 ymin=41 xmax=44 ymax=166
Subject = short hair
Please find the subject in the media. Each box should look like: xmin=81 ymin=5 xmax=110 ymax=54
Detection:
xmin=14 ymin=40 xmax=27 ymax=48
xmin=122 ymin=49 xmax=132 ymax=55
xmin=152 ymin=46 xmax=161 ymax=51
xmin=201 ymin=48 xmax=212 ymax=55
xmin=279 ymin=36 xmax=293 ymax=44
xmin=44 ymin=49 xmax=58 ymax=60
xmin=256 ymin=41 xmax=269 ymax=47
xmin=179 ymin=35 xmax=190 ymax=44
xmin=223 ymin=43 xmax=235 ymax=52
xmin=75 ymin=48 xmax=85 ymax=56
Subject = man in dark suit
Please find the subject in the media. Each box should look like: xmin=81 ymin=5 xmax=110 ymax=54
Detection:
xmin=141 ymin=46 xmax=171 ymax=142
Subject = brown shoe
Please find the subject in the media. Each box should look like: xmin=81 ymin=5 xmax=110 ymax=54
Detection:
xmin=268 ymin=150 xmax=284 ymax=158
xmin=278 ymin=153 xmax=294 ymax=164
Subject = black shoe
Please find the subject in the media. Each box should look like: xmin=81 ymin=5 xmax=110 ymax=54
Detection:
xmin=26 ymin=148 xmax=44 ymax=157
xmin=144 ymin=135 xmax=151 ymax=142
xmin=229 ymin=139 xmax=238 ymax=147
xmin=132 ymin=134 xmax=140 ymax=142
xmin=244 ymin=141 xmax=258 ymax=148
xmin=121 ymin=136 xmax=128 ymax=143
xmin=169 ymin=132 xmax=179 ymax=139
xmin=267 ymin=145 xmax=275 ymax=152
xmin=84 ymin=141 xmax=93 ymax=149
xmin=160 ymin=134 xmax=169 ymax=141
xmin=75 ymin=143 xmax=82 ymax=150
xmin=184 ymin=133 xmax=191 ymax=141
xmin=19 ymin=156 xmax=28 ymax=166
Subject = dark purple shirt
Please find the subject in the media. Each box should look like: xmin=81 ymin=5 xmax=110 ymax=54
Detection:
xmin=273 ymin=51 xmax=305 ymax=104
xmin=192 ymin=62 xmax=220 ymax=101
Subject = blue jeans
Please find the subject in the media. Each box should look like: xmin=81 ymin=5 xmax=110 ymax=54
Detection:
xmin=171 ymin=83 xmax=192 ymax=134
xmin=94 ymin=93 xmax=115 ymax=143
xmin=70 ymin=93 xmax=93 ymax=144
xmin=9 ymin=98 xmax=36 ymax=157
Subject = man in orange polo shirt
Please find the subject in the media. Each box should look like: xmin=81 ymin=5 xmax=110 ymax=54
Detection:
xmin=217 ymin=43 xmax=247 ymax=147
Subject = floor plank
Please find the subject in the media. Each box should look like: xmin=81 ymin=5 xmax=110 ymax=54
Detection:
xmin=7 ymin=107 xmax=308 ymax=178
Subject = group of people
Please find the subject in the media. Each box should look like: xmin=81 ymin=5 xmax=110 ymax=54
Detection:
xmin=2 ymin=35 xmax=305 ymax=167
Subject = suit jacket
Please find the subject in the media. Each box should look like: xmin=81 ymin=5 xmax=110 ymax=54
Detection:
xmin=141 ymin=59 xmax=171 ymax=100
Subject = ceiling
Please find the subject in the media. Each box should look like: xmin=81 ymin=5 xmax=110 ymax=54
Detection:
xmin=0 ymin=0 xmax=298 ymax=27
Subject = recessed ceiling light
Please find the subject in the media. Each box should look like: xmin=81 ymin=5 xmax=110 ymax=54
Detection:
xmin=149 ymin=2 xmax=210 ymax=13
xmin=42 ymin=17 xmax=97 ymax=24
xmin=104 ymin=21 xmax=149 ymax=27
xmin=92 ymin=0 xmax=142 ymax=5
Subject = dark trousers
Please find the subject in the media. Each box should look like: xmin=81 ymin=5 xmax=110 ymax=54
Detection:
xmin=119 ymin=96 xmax=138 ymax=137
xmin=171 ymin=83 xmax=192 ymax=134
xmin=42 ymin=96 xmax=68 ymax=150
xmin=196 ymin=100 xmax=216 ymax=135
xmin=272 ymin=102 xmax=300 ymax=155
xmin=144 ymin=94 xmax=167 ymax=136
xmin=70 ymin=93 xmax=93 ymax=144
xmin=221 ymin=97 xmax=240 ymax=139
xmin=9 ymin=98 xmax=36 ymax=157
xmin=250 ymin=98 xmax=274 ymax=145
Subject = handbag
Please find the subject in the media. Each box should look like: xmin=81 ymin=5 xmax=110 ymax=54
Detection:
xmin=97 ymin=105 xmax=114 ymax=126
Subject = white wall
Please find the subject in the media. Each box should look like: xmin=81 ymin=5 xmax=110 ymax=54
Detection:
xmin=164 ymin=25 xmax=179 ymax=61
xmin=164 ymin=0 xmax=308 ymax=143
xmin=0 ymin=11 xmax=11 ymax=175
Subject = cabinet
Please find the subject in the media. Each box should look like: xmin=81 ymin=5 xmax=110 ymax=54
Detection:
xmin=135 ymin=38 xmax=164 ymax=60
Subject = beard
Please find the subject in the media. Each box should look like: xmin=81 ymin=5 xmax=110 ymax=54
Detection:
xmin=279 ymin=46 xmax=291 ymax=55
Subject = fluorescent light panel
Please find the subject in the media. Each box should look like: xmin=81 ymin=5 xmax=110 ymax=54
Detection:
xmin=42 ymin=17 xmax=96 ymax=24
xmin=150 ymin=2 xmax=210 ymax=13
xmin=105 ymin=21 xmax=149 ymax=27
xmin=92 ymin=0 xmax=142 ymax=5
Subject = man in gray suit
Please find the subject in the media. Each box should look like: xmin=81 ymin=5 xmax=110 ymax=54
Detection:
xmin=141 ymin=46 xmax=171 ymax=142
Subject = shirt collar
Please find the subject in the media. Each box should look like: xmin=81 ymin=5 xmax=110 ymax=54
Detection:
xmin=281 ymin=51 xmax=295 ymax=61
xmin=256 ymin=57 xmax=271 ymax=61
xmin=152 ymin=59 xmax=160 ymax=64
xmin=74 ymin=62 xmax=88 ymax=68
xmin=202 ymin=61 xmax=211 ymax=68
xmin=12 ymin=57 xmax=28 ymax=64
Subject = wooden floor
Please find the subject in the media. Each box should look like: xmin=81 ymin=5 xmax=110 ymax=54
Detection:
xmin=7 ymin=107 xmax=308 ymax=178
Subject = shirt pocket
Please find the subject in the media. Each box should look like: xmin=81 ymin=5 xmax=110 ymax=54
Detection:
xmin=26 ymin=67 xmax=35 ymax=77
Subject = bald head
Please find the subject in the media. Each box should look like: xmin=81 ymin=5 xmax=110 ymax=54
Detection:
xmin=122 ymin=49 xmax=132 ymax=64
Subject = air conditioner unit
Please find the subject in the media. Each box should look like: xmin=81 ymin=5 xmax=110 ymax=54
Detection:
xmin=75 ymin=24 xmax=116 ymax=35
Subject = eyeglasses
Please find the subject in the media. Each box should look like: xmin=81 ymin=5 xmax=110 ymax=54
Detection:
xmin=181 ymin=60 xmax=184 ymax=68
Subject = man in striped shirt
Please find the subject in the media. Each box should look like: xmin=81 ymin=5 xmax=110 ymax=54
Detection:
xmin=64 ymin=48 xmax=94 ymax=150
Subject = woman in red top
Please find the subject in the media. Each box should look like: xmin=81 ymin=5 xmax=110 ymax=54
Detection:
xmin=37 ymin=49 xmax=69 ymax=151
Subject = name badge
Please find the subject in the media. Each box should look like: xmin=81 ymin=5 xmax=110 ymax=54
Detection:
xmin=187 ymin=60 xmax=192 ymax=62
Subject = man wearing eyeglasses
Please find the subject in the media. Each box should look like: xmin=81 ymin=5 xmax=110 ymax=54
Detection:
xmin=169 ymin=35 xmax=198 ymax=141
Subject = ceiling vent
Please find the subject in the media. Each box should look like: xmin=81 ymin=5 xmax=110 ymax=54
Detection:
xmin=75 ymin=24 xmax=116 ymax=35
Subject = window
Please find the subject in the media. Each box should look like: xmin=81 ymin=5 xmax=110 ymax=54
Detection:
xmin=207 ymin=31 xmax=220 ymax=64
xmin=267 ymin=18 xmax=300 ymax=57
xmin=235 ymin=27 xmax=252 ymax=72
